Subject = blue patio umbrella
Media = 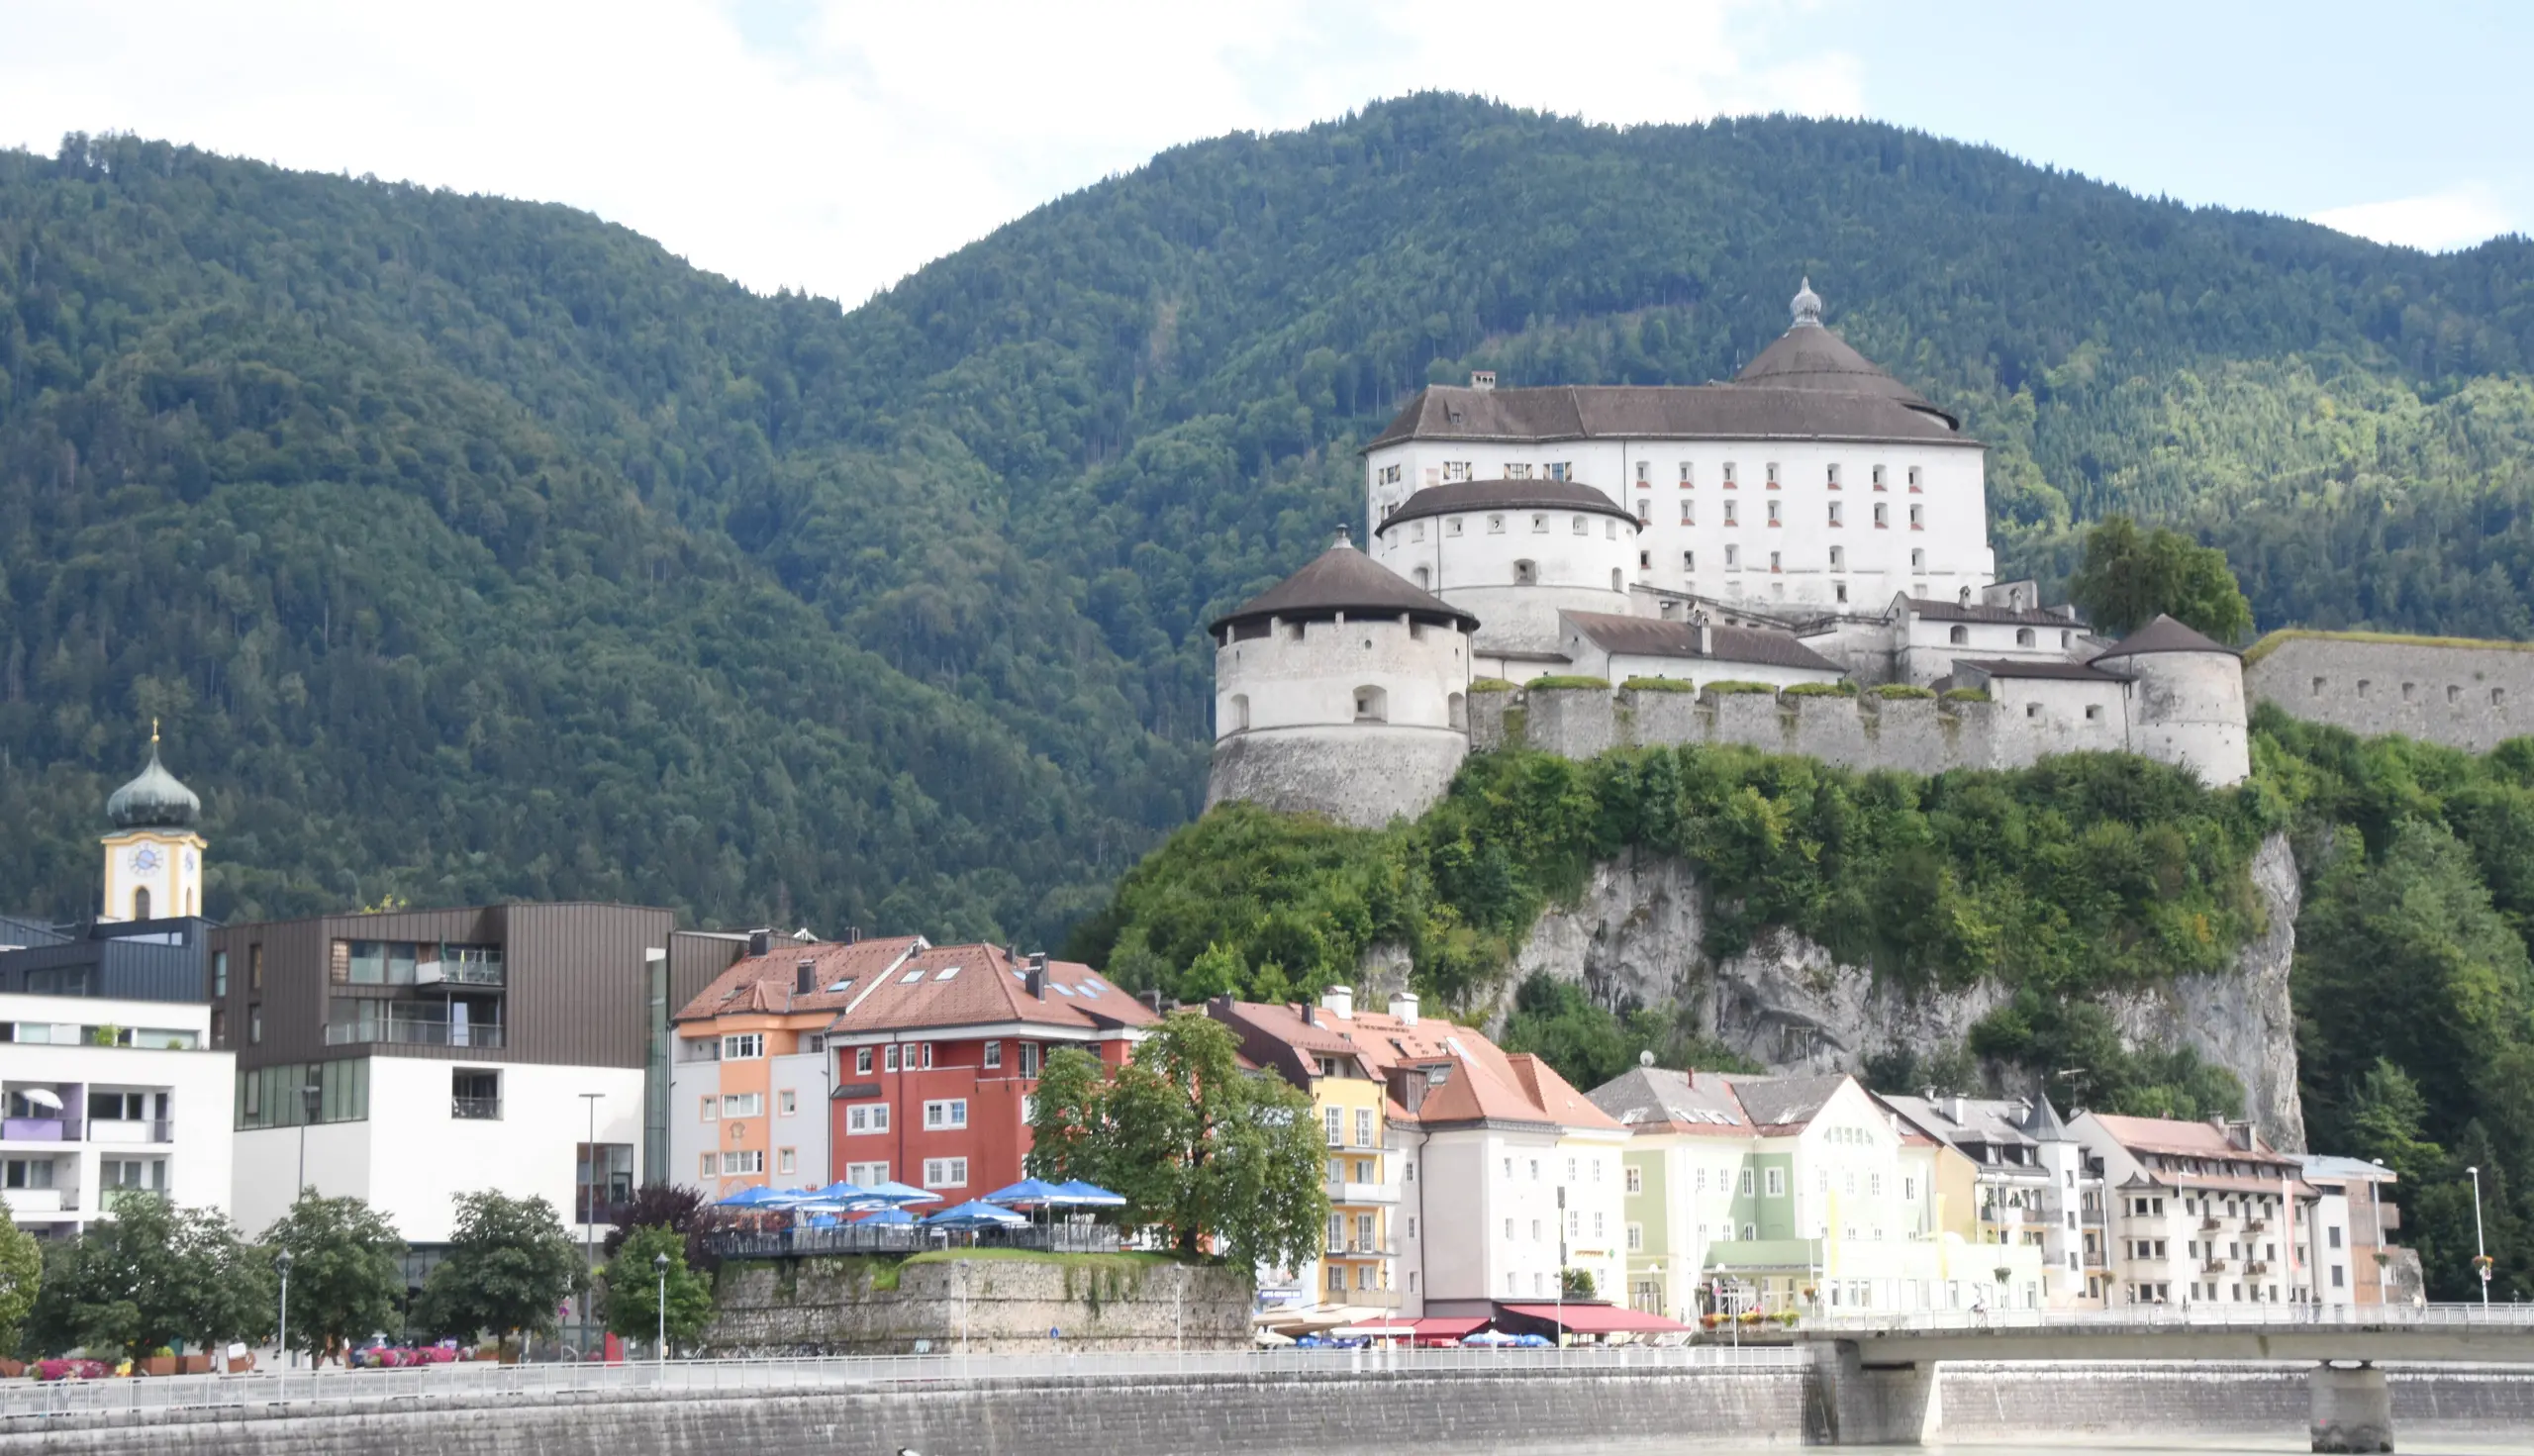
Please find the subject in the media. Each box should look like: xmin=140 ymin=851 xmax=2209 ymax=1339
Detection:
xmin=1051 ymin=1180 xmax=1126 ymax=1208
xmin=807 ymin=1179 xmax=872 ymax=1203
xmin=855 ymin=1206 xmax=918 ymax=1224
xmin=922 ymin=1200 xmax=1029 ymax=1230
xmin=857 ymin=1180 xmax=944 ymax=1207
xmin=980 ymin=1178 xmax=1071 ymax=1208
xmin=716 ymin=1185 xmax=800 ymax=1208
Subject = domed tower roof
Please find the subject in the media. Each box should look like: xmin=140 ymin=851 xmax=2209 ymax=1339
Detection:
xmin=1731 ymin=278 xmax=1960 ymax=430
xmin=106 ymin=728 xmax=201 ymax=831
xmin=1211 ymin=532 xmax=1480 ymax=633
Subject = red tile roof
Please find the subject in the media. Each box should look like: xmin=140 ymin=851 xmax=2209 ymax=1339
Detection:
xmin=1222 ymin=1000 xmax=1619 ymax=1132
xmin=825 ymin=943 xmax=1157 ymax=1039
xmin=673 ymin=935 xmax=928 ymax=1022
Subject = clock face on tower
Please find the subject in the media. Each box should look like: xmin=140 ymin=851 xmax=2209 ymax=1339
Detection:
xmin=131 ymin=845 xmax=163 ymax=874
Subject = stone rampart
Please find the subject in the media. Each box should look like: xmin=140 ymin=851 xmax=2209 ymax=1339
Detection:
xmin=2245 ymin=632 xmax=2534 ymax=752
xmin=701 ymin=1256 xmax=1250 ymax=1355
xmin=1486 ymin=685 xmax=2041 ymax=776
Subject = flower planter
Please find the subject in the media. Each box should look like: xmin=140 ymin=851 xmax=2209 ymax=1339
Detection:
xmin=141 ymin=1356 xmax=178 ymax=1377
xmin=0 ymin=1359 xmax=22 ymax=1379
xmin=178 ymin=1353 xmax=211 ymax=1375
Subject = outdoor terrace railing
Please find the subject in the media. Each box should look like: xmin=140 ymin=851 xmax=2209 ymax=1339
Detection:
xmin=0 ymin=1343 xmax=1807 ymax=1423
xmin=705 ymin=1221 xmax=1123 ymax=1261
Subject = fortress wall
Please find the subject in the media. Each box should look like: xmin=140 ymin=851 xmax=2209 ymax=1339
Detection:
xmin=1207 ymin=727 xmax=1465 ymax=829
xmin=1467 ymin=689 xmax=1515 ymax=752
xmin=2245 ymin=634 xmax=2534 ymax=752
xmin=1616 ymin=688 xmax=1703 ymax=746
xmin=1489 ymin=688 xmax=2043 ymax=779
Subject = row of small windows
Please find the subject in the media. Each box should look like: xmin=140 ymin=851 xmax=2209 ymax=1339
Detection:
xmin=2313 ymin=677 xmax=2508 ymax=707
xmin=1650 ymin=500 xmax=1926 ymax=530
xmin=1949 ymin=625 xmax=2077 ymax=650
xmin=1414 ymin=513 xmax=1624 ymax=539
xmin=1628 ymin=460 xmax=1923 ymax=491
xmin=1680 ymin=546 xmax=1934 ymax=574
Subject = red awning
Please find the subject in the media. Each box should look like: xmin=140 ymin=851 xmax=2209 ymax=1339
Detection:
xmin=1500 ymin=1303 xmax=1691 ymax=1334
xmin=1411 ymin=1316 xmax=1490 ymax=1337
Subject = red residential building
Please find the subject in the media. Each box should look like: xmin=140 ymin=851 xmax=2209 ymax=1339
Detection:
xmin=819 ymin=943 xmax=1154 ymax=1199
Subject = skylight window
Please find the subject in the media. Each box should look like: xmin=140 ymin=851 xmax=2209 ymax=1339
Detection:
xmin=935 ymin=966 xmax=960 ymax=981
xmin=1051 ymin=983 xmax=1076 ymax=996
xmin=900 ymin=970 xmax=926 ymax=984
xmin=827 ymin=979 xmax=854 ymax=994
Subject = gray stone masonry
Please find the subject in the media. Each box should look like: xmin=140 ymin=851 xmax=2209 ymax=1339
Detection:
xmin=701 ymin=1256 xmax=1252 ymax=1355
xmin=2246 ymin=633 xmax=2534 ymax=753
xmin=1484 ymin=684 xmax=2030 ymax=776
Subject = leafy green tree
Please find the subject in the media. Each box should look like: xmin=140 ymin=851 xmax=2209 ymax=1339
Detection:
xmin=0 ymin=1200 xmax=40 ymax=1355
xmin=413 ymin=1192 xmax=577 ymax=1353
xmin=2343 ymin=1060 xmax=2445 ymax=1187
xmin=1026 ymin=1014 xmax=1326 ymax=1271
xmin=24 ymin=1195 xmax=270 ymax=1357
xmin=602 ymin=1224 xmax=714 ymax=1351
xmin=598 ymin=1184 xmax=734 ymax=1274
xmin=1499 ymin=973 xmax=1760 ymax=1091
xmin=261 ymin=1191 xmax=407 ymax=1366
xmin=2068 ymin=516 xmax=2256 ymax=641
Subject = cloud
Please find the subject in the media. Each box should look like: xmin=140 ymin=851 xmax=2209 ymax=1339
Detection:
xmin=0 ymin=0 xmax=1852 ymax=303
xmin=2309 ymin=184 xmax=2516 ymax=253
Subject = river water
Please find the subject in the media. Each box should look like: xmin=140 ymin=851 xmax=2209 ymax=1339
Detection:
xmin=1588 ymin=1444 xmax=2534 ymax=1455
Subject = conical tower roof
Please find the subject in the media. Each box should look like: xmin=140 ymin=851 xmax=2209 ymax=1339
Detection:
xmin=2091 ymin=613 xmax=2237 ymax=661
xmin=2018 ymin=1094 xmax=2071 ymax=1142
xmin=106 ymin=729 xmax=200 ymax=831
xmin=1210 ymin=532 xmax=1480 ymax=633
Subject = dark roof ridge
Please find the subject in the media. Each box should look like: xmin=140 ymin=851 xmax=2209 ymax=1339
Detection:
xmin=1210 ymin=537 xmax=1479 ymax=633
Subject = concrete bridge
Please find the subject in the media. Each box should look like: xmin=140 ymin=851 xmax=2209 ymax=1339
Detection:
xmin=1803 ymin=1304 xmax=2534 ymax=1451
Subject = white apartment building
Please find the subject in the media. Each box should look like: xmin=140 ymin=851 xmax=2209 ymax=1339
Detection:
xmin=2071 ymin=1111 xmax=2324 ymax=1308
xmin=2 ymin=993 xmax=233 ymax=1237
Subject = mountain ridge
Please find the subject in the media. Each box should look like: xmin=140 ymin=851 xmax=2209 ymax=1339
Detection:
xmin=1 ymin=95 xmax=2530 ymax=937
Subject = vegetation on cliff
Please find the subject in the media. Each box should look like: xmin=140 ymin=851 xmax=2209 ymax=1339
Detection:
xmin=1081 ymin=710 xmax=2534 ymax=1300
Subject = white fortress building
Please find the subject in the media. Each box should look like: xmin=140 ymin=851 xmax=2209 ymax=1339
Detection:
xmin=1210 ymin=282 xmax=2259 ymax=825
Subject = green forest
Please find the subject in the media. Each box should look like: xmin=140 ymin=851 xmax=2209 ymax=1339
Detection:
xmin=2 ymin=96 xmax=2532 ymax=941
xmin=1074 ymin=710 xmax=2534 ymax=1302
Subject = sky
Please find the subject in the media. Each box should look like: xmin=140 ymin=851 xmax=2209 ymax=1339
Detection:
xmin=3 ymin=1 xmax=2527 ymax=305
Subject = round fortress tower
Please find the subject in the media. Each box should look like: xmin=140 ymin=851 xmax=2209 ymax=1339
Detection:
xmin=2092 ymin=614 xmax=2251 ymax=788
xmin=1373 ymin=478 xmax=1638 ymax=681
xmin=1208 ymin=532 xmax=1478 ymax=827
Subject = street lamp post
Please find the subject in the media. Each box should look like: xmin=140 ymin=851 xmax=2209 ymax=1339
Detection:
xmin=2468 ymin=1165 xmax=2490 ymax=1310
xmin=2367 ymin=1158 xmax=2387 ymax=1304
xmin=653 ymin=1252 xmax=669 ymax=1362
xmin=275 ymin=1247 xmax=294 ymax=1372
xmin=578 ymin=1092 xmax=603 ymax=1360
xmin=296 ymin=1083 xmax=323 ymax=1195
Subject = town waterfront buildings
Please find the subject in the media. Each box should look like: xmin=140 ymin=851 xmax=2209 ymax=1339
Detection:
xmin=0 ymin=991 xmax=231 ymax=1238
xmin=672 ymin=938 xmax=1155 ymax=1204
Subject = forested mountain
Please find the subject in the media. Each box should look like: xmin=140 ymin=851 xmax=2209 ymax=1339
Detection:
xmin=2 ymin=96 xmax=2531 ymax=937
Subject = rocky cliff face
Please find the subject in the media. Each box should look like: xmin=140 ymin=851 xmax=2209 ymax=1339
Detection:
xmin=1495 ymin=831 xmax=2307 ymax=1148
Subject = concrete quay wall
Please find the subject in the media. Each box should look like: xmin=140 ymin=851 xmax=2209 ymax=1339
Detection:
xmin=0 ymin=1366 xmax=1811 ymax=1456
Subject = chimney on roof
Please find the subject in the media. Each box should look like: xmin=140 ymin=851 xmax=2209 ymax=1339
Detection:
xmin=746 ymin=928 xmax=773 ymax=958
xmin=1028 ymin=951 xmax=1048 ymax=973
xmin=1388 ymin=990 xmax=1418 ymax=1026
xmin=1469 ymin=369 xmax=1496 ymax=391
xmin=1300 ymin=1003 xmax=1316 ymax=1026
xmin=1141 ymin=989 xmax=1165 ymax=1016
xmin=846 ymin=925 xmax=861 ymax=945
xmin=1023 ymin=964 xmax=1045 ymax=1000
xmin=1958 ymin=585 xmax=1973 ymax=608
xmin=795 ymin=959 xmax=816 ymax=997
xmin=1948 ymin=1095 xmax=1970 ymax=1124
xmin=1321 ymin=985 xmax=1353 ymax=1020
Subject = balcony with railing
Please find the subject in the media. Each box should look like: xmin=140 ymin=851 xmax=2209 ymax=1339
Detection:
xmin=1 ymin=1116 xmax=79 ymax=1143
xmin=418 ymin=952 xmax=504 ymax=989
xmin=450 ymin=1095 xmax=502 ymax=1120
xmin=1324 ymin=1180 xmax=1398 ymax=1206
xmin=326 ymin=1011 xmax=506 ymax=1049
xmin=87 ymin=1117 xmax=174 ymax=1145
xmin=1 ymin=1186 xmax=73 ymax=1214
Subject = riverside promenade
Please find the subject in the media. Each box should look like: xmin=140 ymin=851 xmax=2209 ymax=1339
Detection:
xmin=6 ymin=1310 xmax=2534 ymax=1453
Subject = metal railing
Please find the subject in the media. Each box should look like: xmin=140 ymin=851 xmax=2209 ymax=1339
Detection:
xmin=1803 ymin=1301 xmax=2534 ymax=1334
xmin=0 ymin=1343 xmax=1807 ymax=1422
xmin=325 ymin=1016 xmax=506 ymax=1049
xmin=450 ymin=1097 xmax=502 ymax=1120
xmin=706 ymin=1221 xmax=1122 ymax=1261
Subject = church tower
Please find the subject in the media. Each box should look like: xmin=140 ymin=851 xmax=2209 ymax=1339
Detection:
xmin=99 ymin=723 xmax=205 ymax=922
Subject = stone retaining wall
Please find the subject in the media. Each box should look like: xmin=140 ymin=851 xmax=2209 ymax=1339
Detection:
xmin=701 ymin=1257 xmax=1253 ymax=1355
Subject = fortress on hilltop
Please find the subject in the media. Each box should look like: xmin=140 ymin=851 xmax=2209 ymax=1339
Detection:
xmin=1208 ymin=282 xmax=2534 ymax=826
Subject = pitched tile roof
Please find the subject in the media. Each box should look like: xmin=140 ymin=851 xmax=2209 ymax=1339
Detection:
xmin=1366 ymin=383 xmax=1973 ymax=452
xmin=1904 ymin=595 xmax=2086 ymax=627
xmin=825 ymin=943 xmax=1158 ymax=1038
xmin=2088 ymin=1113 xmax=2300 ymax=1171
xmin=1585 ymin=1066 xmax=1753 ymax=1134
xmin=1951 ymin=657 xmax=2125 ymax=682
xmin=1224 ymin=1000 xmax=1619 ymax=1132
xmin=673 ymin=935 xmax=928 ymax=1021
xmin=1562 ymin=611 xmax=1843 ymax=673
